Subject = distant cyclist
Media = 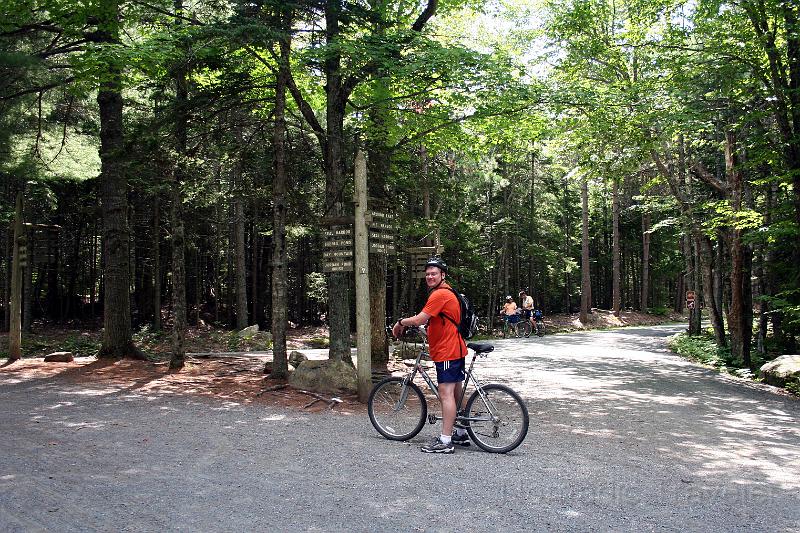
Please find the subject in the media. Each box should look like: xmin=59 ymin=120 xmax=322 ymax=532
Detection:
xmin=519 ymin=290 xmax=534 ymax=326
xmin=500 ymin=295 xmax=519 ymax=327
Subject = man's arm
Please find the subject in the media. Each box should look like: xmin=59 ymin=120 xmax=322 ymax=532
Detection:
xmin=392 ymin=311 xmax=431 ymax=339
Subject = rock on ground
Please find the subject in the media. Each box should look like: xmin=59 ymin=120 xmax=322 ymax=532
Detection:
xmin=760 ymin=354 xmax=800 ymax=387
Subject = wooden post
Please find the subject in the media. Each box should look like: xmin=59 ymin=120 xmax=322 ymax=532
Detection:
xmin=354 ymin=149 xmax=371 ymax=402
xmin=8 ymin=192 xmax=24 ymax=361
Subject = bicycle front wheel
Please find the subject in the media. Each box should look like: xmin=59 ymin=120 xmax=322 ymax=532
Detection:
xmin=368 ymin=377 xmax=427 ymax=441
xmin=465 ymin=384 xmax=529 ymax=453
xmin=519 ymin=321 xmax=532 ymax=338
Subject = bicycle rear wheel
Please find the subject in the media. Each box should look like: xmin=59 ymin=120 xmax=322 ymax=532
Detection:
xmin=368 ymin=377 xmax=427 ymax=441
xmin=464 ymin=384 xmax=529 ymax=453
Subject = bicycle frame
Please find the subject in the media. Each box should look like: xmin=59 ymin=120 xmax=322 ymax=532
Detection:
xmin=399 ymin=332 xmax=499 ymax=427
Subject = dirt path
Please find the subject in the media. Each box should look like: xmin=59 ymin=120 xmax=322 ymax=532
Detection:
xmin=1 ymin=324 xmax=798 ymax=531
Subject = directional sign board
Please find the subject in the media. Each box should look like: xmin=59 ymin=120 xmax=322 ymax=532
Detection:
xmin=31 ymin=227 xmax=59 ymax=265
xmin=17 ymin=239 xmax=28 ymax=269
xmin=368 ymin=207 xmax=395 ymax=254
xmin=408 ymin=245 xmax=444 ymax=279
xmin=323 ymin=225 xmax=353 ymax=272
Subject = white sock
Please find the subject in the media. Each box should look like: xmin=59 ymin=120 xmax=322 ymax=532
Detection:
xmin=440 ymin=434 xmax=452 ymax=445
xmin=455 ymin=428 xmax=467 ymax=437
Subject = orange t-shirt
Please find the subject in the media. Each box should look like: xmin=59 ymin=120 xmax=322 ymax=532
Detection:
xmin=422 ymin=283 xmax=467 ymax=362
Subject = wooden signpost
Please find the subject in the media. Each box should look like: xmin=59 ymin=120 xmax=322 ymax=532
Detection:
xmin=322 ymin=162 xmax=398 ymax=402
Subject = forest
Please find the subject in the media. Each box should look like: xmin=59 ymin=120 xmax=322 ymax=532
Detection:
xmin=1 ymin=0 xmax=798 ymax=377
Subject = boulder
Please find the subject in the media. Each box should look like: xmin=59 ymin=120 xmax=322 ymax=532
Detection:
xmin=44 ymin=352 xmax=74 ymax=363
xmin=289 ymin=359 xmax=357 ymax=393
xmin=237 ymin=325 xmax=259 ymax=338
xmin=288 ymin=350 xmax=308 ymax=368
xmin=263 ymin=361 xmax=295 ymax=375
xmin=759 ymin=355 xmax=800 ymax=388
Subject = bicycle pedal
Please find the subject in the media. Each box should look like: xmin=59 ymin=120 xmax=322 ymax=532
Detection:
xmin=427 ymin=414 xmax=437 ymax=425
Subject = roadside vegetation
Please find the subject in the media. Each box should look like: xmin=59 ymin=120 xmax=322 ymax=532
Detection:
xmin=669 ymin=330 xmax=799 ymax=396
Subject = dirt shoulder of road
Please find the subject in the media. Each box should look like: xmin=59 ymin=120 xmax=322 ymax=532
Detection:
xmin=0 ymin=309 xmax=684 ymax=413
xmin=542 ymin=308 xmax=683 ymax=333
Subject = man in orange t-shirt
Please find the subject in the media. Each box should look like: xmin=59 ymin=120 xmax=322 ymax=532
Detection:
xmin=392 ymin=257 xmax=468 ymax=454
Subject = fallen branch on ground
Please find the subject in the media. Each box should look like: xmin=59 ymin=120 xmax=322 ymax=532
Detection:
xmin=297 ymin=389 xmax=343 ymax=410
xmin=257 ymin=384 xmax=288 ymax=396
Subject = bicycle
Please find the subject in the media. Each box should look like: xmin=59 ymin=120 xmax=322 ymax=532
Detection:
xmin=532 ymin=311 xmax=545 ymax=337
xmin=368 ymin=326 xmax=529 ymax=453
xmin=500 ymin=312 xmax=531 ymax=338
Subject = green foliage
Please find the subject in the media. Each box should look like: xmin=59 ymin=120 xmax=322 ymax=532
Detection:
xmin=304 ymin=337 xmax=329 ymax=349
xmin=669 ymin=332 xmax=769 ymax=375
xmin=305 ymin=273 xmax=328 ymax=306
xmin=669 ymin=332 xmax=736 ymax=369
xmin=60 ymin=335 xmax=102 ymax=357
xmin=646 ymin=306 xmax=670 ymax=316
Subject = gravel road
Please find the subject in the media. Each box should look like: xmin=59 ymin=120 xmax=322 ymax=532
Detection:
xmin=1 ymin=324 xmax=798 ymax=532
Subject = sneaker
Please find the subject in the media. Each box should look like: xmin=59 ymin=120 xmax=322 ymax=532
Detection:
xmin=421 ymin=437 xmax=454 ymax=454
xmin=451 ymin=432 xmax=470 ymax=447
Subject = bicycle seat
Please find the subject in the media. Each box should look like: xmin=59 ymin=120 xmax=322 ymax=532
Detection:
xmin=467 ymin=343 xmax=494 ymax=354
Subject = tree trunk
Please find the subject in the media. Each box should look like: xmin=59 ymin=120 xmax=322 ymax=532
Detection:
xmin=486 ymin=178 xmax=494 ymax=323
xmin=8 ymin=193 xmax=24 ymax=360
xmin=269 ymin=8 xmax=291 ymax=379
xmin=321 ymin=0 xmax=353 ymax=365
xmin=641 ymin=211 xmax=650 ymax=311
xmin=22 ymin=254 xmax=32 ymax=332
xmin=366 ymin=78 xmax=392 ymax=368
xmin=698 ymin=235 xmax=726 ymax=346
xmin=96 ymin=0 xmax=141 ymax=359
xmin=3 ymin=221 xmax=11 ymax=332
xmin=612 ymin=178 xmax=621 ymax=317
xmin=153 ymin=196 xmax=161 ymax=331
xmin=169 ymin=172 xmax=187 ymax=369
xmin=251 ymin=204 xmax=258 ymax=326
xmin=580 ymin=172 xmax=591 ymax=323
xmin=725 ymin=131 xmax=750 ymax=367
xmin=234 ymin=181 xmax=248 ymax=330
xmin=529 ymin=151 xmax=537 ymax=300
xmin=169 ymin=0 xmax=188 ymax=370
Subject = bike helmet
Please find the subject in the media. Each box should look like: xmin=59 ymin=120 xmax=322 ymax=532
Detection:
xmin=424 ymin=257 xmax=448 ymax=273
xmin=506 ymin=295 xmax=513 ymax=301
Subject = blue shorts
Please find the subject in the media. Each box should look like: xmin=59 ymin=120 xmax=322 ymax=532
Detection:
xmin=435 ymin=358 xmax=465 ymax=384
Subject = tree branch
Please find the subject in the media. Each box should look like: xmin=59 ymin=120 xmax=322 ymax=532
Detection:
xmin=690 ymin=160 xmax=728 ymax=195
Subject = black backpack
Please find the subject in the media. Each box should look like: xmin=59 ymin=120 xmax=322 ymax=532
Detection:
xmin=438 ymin=287 xmax=479 ymax=340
